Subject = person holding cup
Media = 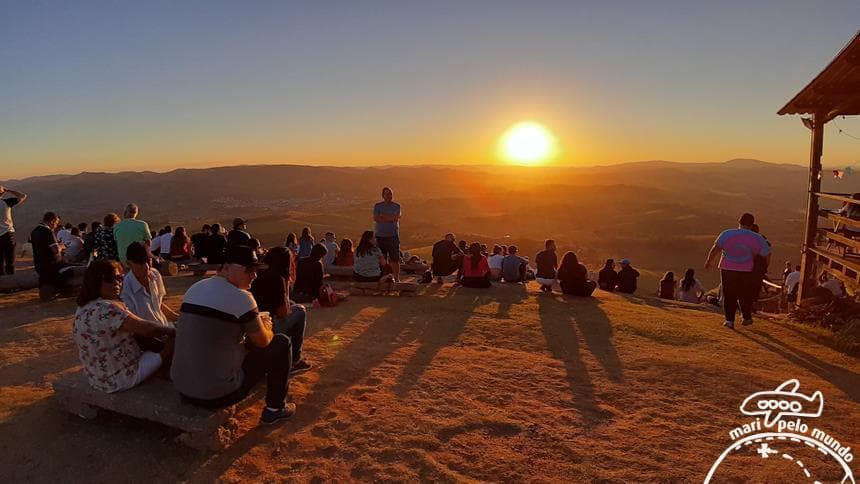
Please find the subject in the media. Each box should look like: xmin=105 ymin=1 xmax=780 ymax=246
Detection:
xmin=171 ymin=245 xmax=297 ymax=425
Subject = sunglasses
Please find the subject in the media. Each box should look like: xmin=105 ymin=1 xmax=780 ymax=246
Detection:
xmin=102 ymin=273 xmax=123 ymax=284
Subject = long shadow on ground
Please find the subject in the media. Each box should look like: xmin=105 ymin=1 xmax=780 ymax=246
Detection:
xmin=536 ymin=294 xmax=621 ymax=427
xmin=739 ymin=329 xmax=860 ymax=402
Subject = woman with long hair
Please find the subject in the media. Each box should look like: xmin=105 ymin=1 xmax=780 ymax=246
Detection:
xmin=73 ymin=260 xmax=175 ymax=393
xmin=335 ymin=238 xmax=355 ymax=266
xmin=285 ymin=232 xmax=298 ymax=255
xmin=170 ymin=226 xmax=191 ymax=261
xmin=353 ymin=230 xmax=394 ymax=286
xmin=658 ymin=271 xmax=675 ymax=299
xmin=460 ymin=242 xmax=491 ymax=288
xmin=557 ymin=251 xmax=597 ymax=297
xmin=677 ymin=268 xmax=704 ymax=303
xmin=298 ymin=227 xmax=315 ymax=258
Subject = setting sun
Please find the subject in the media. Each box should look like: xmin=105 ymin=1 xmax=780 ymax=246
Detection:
xmin=498 ymin=121 xmax=558 ymax=165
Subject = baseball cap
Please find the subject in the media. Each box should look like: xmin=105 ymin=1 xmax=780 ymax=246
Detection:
xmin=233 ymin=217 xmax=247 ymax=228
xmin=224 ymin=245 xmax=266 ymax=269
xmin=620 ymin=258 xmax=630 ymax=265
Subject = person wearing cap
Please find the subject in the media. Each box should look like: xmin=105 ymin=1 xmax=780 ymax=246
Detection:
xmin=227 ymin=218 xmax=252 ymax=250
xmin=121 ymin=242 xmax=178 ymax=328
xmin=171 ymin=245 xmax=296 ymax=424
xmin=705 ymin=212 xmax=771 ymax=329
xmin=616 ymin=259 xmax=639 ymax=294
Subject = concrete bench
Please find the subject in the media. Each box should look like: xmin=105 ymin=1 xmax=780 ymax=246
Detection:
xmin=53 ymin=370 xmax=239 ymax=450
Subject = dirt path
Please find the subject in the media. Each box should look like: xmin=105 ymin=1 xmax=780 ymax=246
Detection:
xmin=0 ymin=276 xmax=857 ymax=482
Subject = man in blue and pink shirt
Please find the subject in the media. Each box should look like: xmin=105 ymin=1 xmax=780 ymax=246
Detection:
xmin=704 ymin=213 xmax=770 ymax=329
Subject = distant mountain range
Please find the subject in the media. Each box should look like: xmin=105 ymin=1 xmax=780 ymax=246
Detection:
xmin=4 ymin=159 xmax=858 ymax=287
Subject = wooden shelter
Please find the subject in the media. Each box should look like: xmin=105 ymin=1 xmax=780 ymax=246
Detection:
xmin=778 ymin=31 xmax=860 ymax=303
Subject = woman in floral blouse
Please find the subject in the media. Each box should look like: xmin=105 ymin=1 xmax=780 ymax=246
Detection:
xmin=72 ymin=259 xmax=175 ymax=393
xmin=92 ymin=213 xmax=120 ymax=261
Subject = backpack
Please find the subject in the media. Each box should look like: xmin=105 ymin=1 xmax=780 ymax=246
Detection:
xmin=318 ymin=283 xmax=338 ymax=307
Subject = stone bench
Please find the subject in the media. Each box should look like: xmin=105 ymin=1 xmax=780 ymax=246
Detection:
xmin=53 ymin=370 xmax=240 ymax=450
xmin=349 ymin=280 xmax=419 ymax=296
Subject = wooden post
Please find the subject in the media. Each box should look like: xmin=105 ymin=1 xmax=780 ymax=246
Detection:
xmin=797 ymin=113 xmax=825 ymax=304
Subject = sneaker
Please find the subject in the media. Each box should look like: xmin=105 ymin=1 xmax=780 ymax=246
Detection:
xmin=260 ymin=403 xmax=296 ymax=425
xmin=724 ymin=321 xmax=735 ymax=330
xmin=742 ymin=319 xmax=753 ymax=326
xmin=290 ymin=359 xmax=312 ymax=375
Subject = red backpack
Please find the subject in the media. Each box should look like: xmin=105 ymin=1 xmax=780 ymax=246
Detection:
xmin=318 ymin=284 xmax=338 ymax=307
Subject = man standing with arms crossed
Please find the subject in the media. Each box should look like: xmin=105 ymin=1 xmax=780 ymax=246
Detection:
xmin=373 ymin=187 xmax=402 ymax=282
xmin=0 ymin=185 xmax=27 ymax=275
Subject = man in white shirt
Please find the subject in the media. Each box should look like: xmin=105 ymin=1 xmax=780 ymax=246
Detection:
xmin=158 ymin=226 xmax=173 ymax=258
xmin=57 ymin=223 xmax=74 ymax=246
xmin=784 ymin=265 xmax=801 ymax=298
xmin=0 ymin=185 xmax=27 ymax=275
xmin=121 ymin=242 xmax=178 ymax=326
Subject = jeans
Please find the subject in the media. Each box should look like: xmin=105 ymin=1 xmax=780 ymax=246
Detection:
xmin=273 ymin=304 xmax=307 ymax=364
xmin=184 ymin=334 xmax=292 ymax=410
xmin=0 ymin=232 xmax=15 ymax=275
xmin=721 ymin=269 xmax=754 ymax=322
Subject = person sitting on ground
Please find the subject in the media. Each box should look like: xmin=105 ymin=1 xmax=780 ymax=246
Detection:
xmin=431 ymin=233 xmax=463 ymax=283
xmin=156 ymin=226 xmax=173 ymax=260
xmin=121 ymin=242 xmax=179 ymax=328
xmin=353 ymin=230 xmax=394 ymax=286
xmin=535 ymin=239 xmax=558 ymax=293
xmin=500 ymin=245 xmax=527 ymax=283
xmin=460 ymin=242 xmax=491 ymax=288
xmin=57 ymin=222 xmax=74 ymax=247
xmin=190 ymin=224 xmax=210 ymax=260
xmin=457 ymin=240 xmax=468 ymax=257
xmin=114 ymin=203 xmax=152 ymax=267
xmin=171 ymin=245 xmax=297 ymax=424
xmin=819 ymin=272 xmax=845 ymax=298
xmin=557 ymin=252 xmax=597 ymax=296
xmin=784 ymin=264 xmax=801 ymax=300
xmin=658 ymin=271 xmax=675 ymax=299
xmin=150 ymin=227 xmax=164 ymax=257
xmin=322 ymin=232 xmax=339 ymax=269
xmin=488 ymin=245 xmax=504 ymax=281
xmin=64 ymin=227 xmax=86 ymax=263
xmin=598 ymin=259 xmax=618 ymax=292
xmin=31 ymin=211 xmax=73 ymax=291
xmin=93 ymin=213 xmax=120 ymax=261
xmin=293 ymin=244 xmax=327 ymax=303
xmin=77 ymin=222 xmax=88 ymax=236
xmin=335 ymin=238 xmax=354 ymax=266
xmin=250 ymin=246 xmax=310 ymax=375
xmin=81 ymin=221 xmax=101 ymax=262
xmin=248 ymin=238 xmax=266 ymax=259
xmin=227 ymin=218 xmax=252 ymax=249
xmin=204 ymin=223 xmax=228 ymax=264
xmin=285 ymin=232 xmax=298 ymax=255
xmin=677 ymin=268 xmax=705 ymax=303
xmin=73 ymin=259 xmax=175 ymax=393
xmin=616 ymin=259 xmax=640 ymax=294
xmin=298 ymin=227 xmax=315 ymax=258
xmin=169 ymin=226 xmax=191 ymax=262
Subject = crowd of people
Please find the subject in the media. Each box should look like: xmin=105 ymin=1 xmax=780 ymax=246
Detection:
xmin=3 ymin=180 xmax=855 ymax=426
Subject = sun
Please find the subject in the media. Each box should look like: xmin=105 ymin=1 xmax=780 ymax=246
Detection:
xmin=498 ymin=121 xmax=558 ymax=165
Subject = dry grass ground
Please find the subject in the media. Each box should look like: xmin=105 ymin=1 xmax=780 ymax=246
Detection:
xmin=0 ymin=274 xmax=857 ymax=482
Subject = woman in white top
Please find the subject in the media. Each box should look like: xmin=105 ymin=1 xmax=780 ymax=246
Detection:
xmin=677 ymin=268 xmax=704 ymax=303
xmin=487 ymin=245 xmax=505 ymax=281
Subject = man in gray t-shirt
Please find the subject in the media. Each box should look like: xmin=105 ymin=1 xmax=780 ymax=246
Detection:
xmin=373 ymin=187 xmax=402 ymax=281
xmin=171 ymin=245 xmax=297 ymax=424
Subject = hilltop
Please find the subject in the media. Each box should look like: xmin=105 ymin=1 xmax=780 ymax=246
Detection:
xmin=5 ymin=158 xmax=857 ymax=289
xmin=0 ymin=276 xmax=857 ymax=481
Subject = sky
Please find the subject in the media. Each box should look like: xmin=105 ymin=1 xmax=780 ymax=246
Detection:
xmin=1 ymin=0 xmax=859 ymax=179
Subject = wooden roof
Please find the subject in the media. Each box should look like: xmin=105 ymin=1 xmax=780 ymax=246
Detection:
xmin=778 ymin=31 xmax=860 ymax=120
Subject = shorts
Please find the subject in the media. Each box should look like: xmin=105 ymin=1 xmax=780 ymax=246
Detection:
xmin=376 ymin=236 xmax=401 ymax=262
